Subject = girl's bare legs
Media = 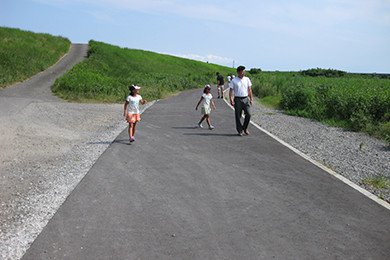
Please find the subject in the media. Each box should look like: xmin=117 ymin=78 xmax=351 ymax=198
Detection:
xmin=128 ymin=123 xmax=132 ymax=138
xmin=129 ymin=122 xmax=137 ymax=138
xmin=199 ymin=115 xmax=207 ymax=124
xmin=132 ymin=122 xmax=137 ymax=137
xmin=205 ymin=115 xmax=211 ymax=126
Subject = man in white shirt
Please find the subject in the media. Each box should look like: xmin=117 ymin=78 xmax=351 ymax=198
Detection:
xmin=229 ymin=65 xmax=253 ymax=136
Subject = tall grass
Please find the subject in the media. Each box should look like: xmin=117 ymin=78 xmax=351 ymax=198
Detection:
xmin=0 ymin=27 xmax=71 ymax=88
xmin=250 ymin=71 xmax=390 ymax=143
xmin=52 ymin=40 xmax=235 ymax=102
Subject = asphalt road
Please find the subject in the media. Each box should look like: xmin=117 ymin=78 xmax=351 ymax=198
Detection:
xmin=0 ymin=44 xmax=88 ymax=117
xmin=23 ymin=88 xmax=390 ymax=259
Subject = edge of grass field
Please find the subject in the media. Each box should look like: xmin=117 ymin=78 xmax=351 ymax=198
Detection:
xmin=223 ymin=89 xmax=390 ymax=210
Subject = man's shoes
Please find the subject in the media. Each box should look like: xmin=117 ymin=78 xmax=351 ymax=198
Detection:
xmin=238 ymin=132 xmax=243 ymax=136
xmin=244 ymin=129 xmax=250 ymax=135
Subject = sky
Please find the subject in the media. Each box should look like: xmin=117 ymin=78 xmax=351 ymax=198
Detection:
xmin=1 ymin=0 xmax=390 ymax=73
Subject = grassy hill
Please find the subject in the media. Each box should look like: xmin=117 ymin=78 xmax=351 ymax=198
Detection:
xmin=52 ymin=40 xmax=235 ymax=102
xmin=0 ymin=27 xmax=71 ymax=88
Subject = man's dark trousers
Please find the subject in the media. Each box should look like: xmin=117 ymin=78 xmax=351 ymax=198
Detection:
xmin=234 ymin=96 xmax=251 ymax=134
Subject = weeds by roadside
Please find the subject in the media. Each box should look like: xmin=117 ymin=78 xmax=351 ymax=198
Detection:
xmin=250 ymin=70 xmax=390 ymax=144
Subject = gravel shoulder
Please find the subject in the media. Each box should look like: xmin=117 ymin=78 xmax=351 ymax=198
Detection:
xmin=0 ymin=100 xmax=154 ymax=259
xmin=249 ymin=100 xmax=390 ymax=203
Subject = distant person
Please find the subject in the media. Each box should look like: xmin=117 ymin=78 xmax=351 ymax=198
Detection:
xmin=216 ymin=72 xmax=225 ymax=98
xmin=227 ymin=75 xmax=231 ymax=84
xmin=229 ymin=66 xmax=253 ymax=136
xmin=124 ymin=84 xmax=147 ymax=142
xmin=195 ymin=85 xmax=216 ymax=130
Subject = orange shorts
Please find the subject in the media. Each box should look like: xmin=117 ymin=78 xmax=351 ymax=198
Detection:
xmin=126 ymin=113 xmax=141 ymax=123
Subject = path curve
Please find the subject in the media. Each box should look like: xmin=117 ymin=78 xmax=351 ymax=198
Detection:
xmin=0 ymin=43 xmax=89 ymax=117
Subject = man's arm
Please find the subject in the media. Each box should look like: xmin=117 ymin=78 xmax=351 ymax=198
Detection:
xmin=229 ymin=88 xmax=234 ymax=106
xmin=248 ymin=86 xmax=253 ymax=105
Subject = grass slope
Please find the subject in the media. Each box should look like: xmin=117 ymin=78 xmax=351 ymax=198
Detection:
xmin=52 ymin=40 xmax=235 ymax=102
xmin=0 ymin=27 xmax=71 ymax=88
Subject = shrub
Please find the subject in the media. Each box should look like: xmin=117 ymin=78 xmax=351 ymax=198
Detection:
xmin=249 ymin=68 xmax=262 ymax=74
xmin=252 ymin=71 xmax=390 ymax=142
xmin=300 ymin=68 xmax=347 ymax=78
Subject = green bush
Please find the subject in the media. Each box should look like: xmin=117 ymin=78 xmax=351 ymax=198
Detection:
xmin=249 ymin=68 xmax=262 ymax=74
xmin=250 ymin=71 xmax=390 ymax=143
xmin=300 ymin=68 xmax=347 ymax=78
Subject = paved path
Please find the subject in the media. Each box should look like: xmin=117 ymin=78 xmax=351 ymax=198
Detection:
xmin=23 ymin=89 xmax=390 ymax=259
xmin=0 ymin=44 xmax=88 ymax=117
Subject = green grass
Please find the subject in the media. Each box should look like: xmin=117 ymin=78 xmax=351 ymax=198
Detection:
xmin=257 ymin=95 xmax=281 ymax=109
xmin=52 ymin=40 xmax=235 ymax=102
xmin=249 ymin=70 xmax=390 ymax=143
xmin=0 ymin=27 xmax=71 ymax=88
xmin=362 ymin=175 xmax=390 ymax=189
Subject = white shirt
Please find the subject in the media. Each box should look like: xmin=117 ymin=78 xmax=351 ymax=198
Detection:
xmin=201 ymin=93 xmax=212 ymax=108
xmin=229 ymin=76 xmax=252 ymax=97
xmin=126 ymin=94 xmax=142 ymax=114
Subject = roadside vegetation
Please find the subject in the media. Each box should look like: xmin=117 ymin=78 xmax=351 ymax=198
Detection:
xmin=0 ymin=27 xmax=71 ymax=89
xmin=52 ymin=40 xmax=235 ymax=102
xmin=361 ymin=174 xmax=390 ymax=202
xmin=2 ymin=28 xmax=388 ymax=143
xmin=250 ymin=69 xmax=390 ymax=143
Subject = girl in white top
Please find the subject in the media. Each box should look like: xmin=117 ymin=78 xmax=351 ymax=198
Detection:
xmin=124 ymin=84 xmax=147 ymax=142
xmin=195 ymin=85 xmax=216 ymax=130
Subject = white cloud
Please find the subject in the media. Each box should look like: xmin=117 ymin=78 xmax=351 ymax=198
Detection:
xmin=161 ymin=52 xmax=234 ymax=66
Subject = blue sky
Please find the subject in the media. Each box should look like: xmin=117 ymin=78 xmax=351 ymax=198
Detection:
xmin=1 ymin=0 xmax=389 ymax=73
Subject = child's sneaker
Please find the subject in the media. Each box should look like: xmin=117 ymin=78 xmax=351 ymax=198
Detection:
xmin=198 ymin=122 xmax=203 ymax=128
xmin=209 ymin=125 xmax=214 ymax=130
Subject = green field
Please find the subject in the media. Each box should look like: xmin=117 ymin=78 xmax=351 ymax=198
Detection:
xmin=52 ymin=40 xmax=235 ymax=102
xmin=250 ymin=69 xmax=390 ymax=143
xmin=0 ymin=27 xmax=71 ymax=88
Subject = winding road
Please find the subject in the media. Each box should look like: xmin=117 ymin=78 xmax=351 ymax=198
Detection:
xmin=0 ymin=44 xmax=88 ymax=116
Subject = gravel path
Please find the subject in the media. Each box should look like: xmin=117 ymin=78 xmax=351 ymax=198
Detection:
xmin=0 ymin=101 xmax=154 ymax=259
xmin=249 ymin=100 xmax=390 ymax=203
